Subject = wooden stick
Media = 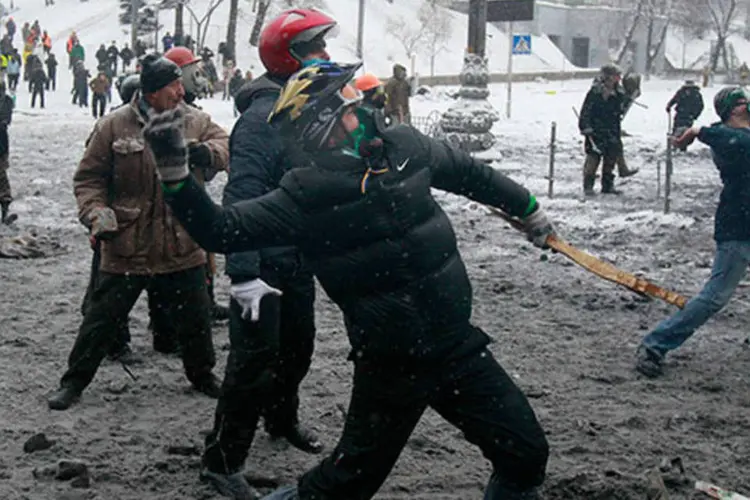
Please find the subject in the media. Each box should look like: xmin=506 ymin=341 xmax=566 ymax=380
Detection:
xmin=487 ymin=207 xmax=688 ymax=309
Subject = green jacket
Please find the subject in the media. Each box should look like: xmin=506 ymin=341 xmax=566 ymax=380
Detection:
xmin=71 ymin=45 xmax=84 ymax=60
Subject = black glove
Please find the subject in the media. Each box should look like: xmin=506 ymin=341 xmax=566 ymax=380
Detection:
xmin=142 ymin=108 xmax=189 ymax=183
xmin=188 ymin=143 xmax=212 ymax=171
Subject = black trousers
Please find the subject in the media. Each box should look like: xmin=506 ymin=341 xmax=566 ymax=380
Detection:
xmin=7 ymin=74 xmax=18 ymax=91
xmin=298 ymin=340 xmax=549 ymax=499
xmin=60 ymin=266 xmax=216 ymax=392
xmin=30 ymin=87 xmax=44 ymax=108
xmin=203 ymin=267 xmax=316 ymax=473
xmin=92 ymin=94 xmax=107 ymax=118
xmin=45 ymin=73 xmax=56 ymax=90
xmin=81 ymin=243 xmax=130 ymax=353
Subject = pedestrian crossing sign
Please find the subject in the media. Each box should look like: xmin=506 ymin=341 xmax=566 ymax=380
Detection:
xmin=512 ymin=34 xmax=532 ymax=55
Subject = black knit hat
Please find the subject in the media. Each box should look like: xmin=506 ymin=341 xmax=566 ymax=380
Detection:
xmin=140 ymin=53 xmax=182 ymax=94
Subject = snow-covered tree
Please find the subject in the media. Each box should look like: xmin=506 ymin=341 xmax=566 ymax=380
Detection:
xmin=418 ymin=0 xmax=453 ymax=77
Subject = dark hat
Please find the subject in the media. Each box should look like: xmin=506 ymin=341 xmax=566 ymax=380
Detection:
xmin=140 ymin=53 xmax=182 ymax=94
xmin=600 ymin=63 xmax=621 ymax=77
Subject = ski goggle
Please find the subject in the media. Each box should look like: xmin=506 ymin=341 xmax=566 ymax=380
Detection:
xmin=723 ymin=87 xmax=750 ymax=111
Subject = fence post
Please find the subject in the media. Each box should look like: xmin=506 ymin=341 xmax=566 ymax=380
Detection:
xmin=656 ymin=159 xmax=661 ymax=199
xmin=664 ymin=136 xmax=673 ymax=214
xmin=548 ymin=121 xmax=556 ymax=199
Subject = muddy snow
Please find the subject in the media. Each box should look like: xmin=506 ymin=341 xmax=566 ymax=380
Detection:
xmin=0 ymin=78 xmax=749 ymax=500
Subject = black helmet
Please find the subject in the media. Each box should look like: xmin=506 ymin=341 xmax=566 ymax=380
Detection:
xmin=714 ymin=86 xmax=747 ymax=121
xmin=268 ymin=61 xmax=363 ymax=151
xmin=116 ymin=73 xmax=141 ymax=104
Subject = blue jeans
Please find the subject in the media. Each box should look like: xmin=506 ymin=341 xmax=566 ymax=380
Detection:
xmin=642 ymin=240 xmax=750 ymax=357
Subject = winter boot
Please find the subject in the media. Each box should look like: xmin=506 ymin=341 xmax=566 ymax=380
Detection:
xmin=601 ymin=175 xmax=620 ymax=195
xmin=635 ymin=345 xmax=664 ymax=378
xmin=1 ymin=203 xmax=17 ymax=224
xmin=484 ymin=473 xmax=541 ymax=500
xmin=48 ymin=385 xmax=82 ymax=411
xmin=200 ymin=468 xmax=259 ymax=500
xmin=583 ymin=175 xmax=596 ymax=196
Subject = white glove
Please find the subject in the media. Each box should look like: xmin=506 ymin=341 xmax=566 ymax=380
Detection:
xmin=523 ymin=207 xmax=555 ymax=249
xmin=230 ymin=278 xmax=283 ymax=322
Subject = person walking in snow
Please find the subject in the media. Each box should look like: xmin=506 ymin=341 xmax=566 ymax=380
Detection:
xmin=119 ymin=43 xmax=134 ymax=71
xmin=578 ymin=63 xmax=638 ymax=196
xmin=666 ymin=80 xmax=704 ymax=150
xmin=45 ymin=53 xmax=57 ymax=91
xmin=0 ymin=81 xmax=16 ymax=224
xmin=89 ymin=71 xmax=109 ymax=118
xmin=162 ymin=32 xmax=174 ymax=52
xmin=29 ymin=58 xmax=47 ymax=108
xmin=6 ymin=17 xmax=16 ymax=42
xmin=6 ymin=52 xmax=20 ymax=91
xmin=384 ymin=63 xmax=411 ymax=125
xmin=636 ymin=86 xmax=750 ymax=378
xmin=107 ymin=41 xmax=119 ymax=76
xmin=72 ymin=61 xmax=90 ymax=107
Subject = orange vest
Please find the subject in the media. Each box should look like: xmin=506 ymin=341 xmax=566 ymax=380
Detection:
xmin=43 ymin=34 xmax=51 ymax=48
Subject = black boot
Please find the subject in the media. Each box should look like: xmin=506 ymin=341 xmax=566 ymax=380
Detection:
xmin=48 ymin=385 xmax=81 ymax=411
xmin=583 ymin=175 xmax=596 ymax=196
xmin=200 ymin=468 xmax=259 ymax=500
xmin=1 ymin=203 xmax=17 ymax=224
xmin=484 ymin=473 xmax=540 ymax=500
xmin=601 ymin=175 xmax=620 ymax=195
xmin=192 ymin=373 xmax=222 ymax=398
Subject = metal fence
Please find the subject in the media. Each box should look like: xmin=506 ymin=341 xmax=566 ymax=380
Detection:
xmin=410 ymin=110 xmax=443 ymax=138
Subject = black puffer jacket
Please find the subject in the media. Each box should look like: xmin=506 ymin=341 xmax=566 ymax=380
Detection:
xmin=223 ymin=73 xmax=302 ymax=283
xmin=169 ymin=126 xmax=536 ymax=362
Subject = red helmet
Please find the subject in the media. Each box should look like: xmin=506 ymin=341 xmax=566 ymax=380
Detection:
xmin=164 ymin=46 xmax=201 ymax=68
xmin=259 ymin=9 xmax=337 ymax=77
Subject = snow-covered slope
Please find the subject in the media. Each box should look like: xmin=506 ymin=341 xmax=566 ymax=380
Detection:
xmin=1 ymin=0 xmax=576 ymax=78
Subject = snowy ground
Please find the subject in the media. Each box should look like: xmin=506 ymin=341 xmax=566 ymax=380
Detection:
xmin=1 ymin=71 xmax=750 ymax=500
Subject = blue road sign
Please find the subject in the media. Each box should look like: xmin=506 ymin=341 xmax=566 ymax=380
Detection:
xmin=512 ymin=34 xmax=532 ymax=55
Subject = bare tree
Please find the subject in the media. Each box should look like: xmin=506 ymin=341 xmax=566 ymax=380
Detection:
xmin=249 ymin=0 xmax=270 ymax=46
xmin=643 ymin=0 xmax=671 ymax=76
xmin=698 ymin=0 xmax=739 ymax=71
xmin=175 ymin=0 xmax=184 ymax=37
xmin=182 ymin=0 xmax=226 ymax=50
xmin=226 ymin=0 xmax=238 ymax=61
xmin=417 ymin=0 xmax=452 ymax=76
xmin=615 ymin=0 xmax=646 ymax=65
xmin=387 ymin=16 xmax=426 ymax=61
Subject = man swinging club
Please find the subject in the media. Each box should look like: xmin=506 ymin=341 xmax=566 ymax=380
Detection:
xmin=143 ymin=61 xmax=553 ymax=500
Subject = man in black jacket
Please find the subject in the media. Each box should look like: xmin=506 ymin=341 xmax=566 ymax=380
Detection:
xmin=579 ymin=63 xmax=639 ymax=195
xmin=146 ymin=61 xmax=552 ymax=500
xmin=188 ymin=9 xmax=339 ymax=500
xmin=666 ymin=80 xmax=704 ymax=150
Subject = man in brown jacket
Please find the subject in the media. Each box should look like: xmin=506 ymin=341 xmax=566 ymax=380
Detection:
xmin=89 ymin=70 xmax=110 ymax=119
xmin=48 ymin=54 xmax=227 ymax=411
xmin=384 ymin=63 xmax=411 ymax=125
